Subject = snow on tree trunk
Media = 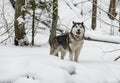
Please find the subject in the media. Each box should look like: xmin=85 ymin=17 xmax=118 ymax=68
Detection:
xmin=14 ymin=0 xmax=29 ymax=46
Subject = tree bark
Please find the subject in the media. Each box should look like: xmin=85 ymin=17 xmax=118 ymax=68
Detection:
xmin=119 ymin=9 xmax=120 ymax=32
xmin=30 ymin=0 xmax=36 ymax=46
xmin=14 ymin=0 xmax=28 ymax=46
xmin=49 ymin=0 xmax=58 ymax=46
xmin=108 ymin=0 xmax=117 ymax=20
xmin=91 ymin=0 xmax=97 ymax=30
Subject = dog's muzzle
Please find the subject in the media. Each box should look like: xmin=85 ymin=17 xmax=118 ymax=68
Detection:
xmin=76 ymin=29 xmax=81 ymax=35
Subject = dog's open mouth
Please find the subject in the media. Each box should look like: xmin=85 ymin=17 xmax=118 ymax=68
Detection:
xmin=76 ymin=31 xmax=81 ymax=35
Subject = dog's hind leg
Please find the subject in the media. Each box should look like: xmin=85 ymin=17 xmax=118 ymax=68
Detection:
xmin=60 ymin=49 xmax=66 ymax=60
xmin=50 ymin=46 xmax=60 ymax=56
xmin=55 ymin=52 xmax=59 ymax=57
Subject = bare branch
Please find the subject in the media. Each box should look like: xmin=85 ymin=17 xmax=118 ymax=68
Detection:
xmin=114 ymin=56 xmax=120 ymax=61
xmin=84 ymin=36 xmax=120 ymax=44
xmin=89 ymin=0 xmax=120 ymax=23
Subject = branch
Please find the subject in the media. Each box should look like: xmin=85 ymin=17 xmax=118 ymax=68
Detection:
xmin=0 ymin=30 xmax=14 ymax=44
xmin=97 ymin=16 xmax=119 ymax=28
xmin=114 ymin=56 xmax=120 ymax=61
xmin=89 ymin=0 xmax=120 ymax=23
xmin=74 ymin=0 xmax=89 ymax=6
xmin=104 ymin=49 xmax=120 ymax=53
xmin=84 ymin=36 xmax=120 ymax=44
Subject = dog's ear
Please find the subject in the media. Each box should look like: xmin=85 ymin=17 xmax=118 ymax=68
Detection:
xmin=81 ymin=22 xmax=85 ymax=28
xmin=72 ymin=21 xmax=75 ymax=24
xmin=81 ymin=22 xmax=84 ymax=25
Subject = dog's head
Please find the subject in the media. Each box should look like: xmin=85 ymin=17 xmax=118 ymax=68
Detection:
xmin=71 ymin=21 xmax=85 ymax=38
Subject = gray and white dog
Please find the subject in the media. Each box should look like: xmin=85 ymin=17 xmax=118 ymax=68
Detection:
xmin=50 ymin=21 xmax=85 ymax=62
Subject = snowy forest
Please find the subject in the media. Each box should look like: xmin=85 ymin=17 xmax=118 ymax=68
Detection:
xmin=0 ymin=0 xmax=120 ymax=83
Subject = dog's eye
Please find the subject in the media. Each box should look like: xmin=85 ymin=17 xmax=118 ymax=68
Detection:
xmin=80 ymin=25 xmax=82 ymax=28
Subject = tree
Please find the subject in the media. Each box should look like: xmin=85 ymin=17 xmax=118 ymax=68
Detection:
xmin=91 ymin=0 xmax=97 ymax=30
xmin=14 ymin=0 xmax=28 ymax=46
xmin=108 ymin=0 xmax=117 ymax=20
xmin=119 ymin=7 xmax=120 ymax=32
xmin=49 ymin=0 xmax=58 ymax=46
xmin=29 ymin=0 xmax=37 ymax=46
xmin=108 ymin=0 xmax=117 ymax=35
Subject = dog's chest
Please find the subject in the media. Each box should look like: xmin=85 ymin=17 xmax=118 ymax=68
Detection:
xmin=69 ymin=39 xmax=83 ymax=51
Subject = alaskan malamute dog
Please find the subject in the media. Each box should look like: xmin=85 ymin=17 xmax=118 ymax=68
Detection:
xmin=50 ymin=21 xmax=85 ymax=62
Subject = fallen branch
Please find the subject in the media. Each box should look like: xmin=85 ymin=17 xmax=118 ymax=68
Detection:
xmin=84 ymin=32 xmax=120 ymax=44
xmin=84 ymin=37 xmax=120 ymax=44
xmin=114 ymin=56 xmax=120 ymax=61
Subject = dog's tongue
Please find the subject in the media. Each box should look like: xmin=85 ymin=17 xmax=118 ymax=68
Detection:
xmin=76 ymin=32 xmax=80 ymax=35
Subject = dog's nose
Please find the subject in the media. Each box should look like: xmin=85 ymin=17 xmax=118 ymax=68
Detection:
xmin=78 ymin=29 xmax=80 ymax=32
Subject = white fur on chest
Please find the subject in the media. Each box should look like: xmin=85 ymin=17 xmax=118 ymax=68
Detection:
xmin=69 ymin=38 xmax=83 ymax=51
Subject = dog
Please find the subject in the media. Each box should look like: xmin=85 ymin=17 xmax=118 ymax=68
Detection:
xmin=50 ymin=21 xmax=85 ymax=62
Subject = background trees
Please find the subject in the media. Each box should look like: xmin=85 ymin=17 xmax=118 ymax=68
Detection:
xmin=11 ymin=0 xmax=53 ymax=46
xmin=0 ymin=0 xmax=120 ymax=45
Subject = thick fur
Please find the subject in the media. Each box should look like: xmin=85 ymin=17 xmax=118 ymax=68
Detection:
xmin=50 ymin=22 xmax=85 ymax=62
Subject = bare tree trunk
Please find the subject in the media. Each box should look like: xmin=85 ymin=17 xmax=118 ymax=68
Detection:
xmin=108 ymin=0 xmax=117 ymax=20
xmin=14 ymin=0 xmax=28 ymax=46
xmin=108 ymin=0 xmax=117 ymax=35
xmin=32 ymin=9 xmax=35 ymax=46
xmin=30 ymin=0 xmax=36 ymax=46
xmin=91 ymin=0 xmax=97 ymax=30
xmin=119 ymin=12 xmax=120 ymax=32
xmin=49 ymin=0 xmax=58 ymax=46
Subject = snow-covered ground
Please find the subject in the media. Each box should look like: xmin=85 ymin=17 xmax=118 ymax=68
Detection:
xmin=1 ymin=38 xmax=120 ymax=83
xmin=0 ymin=0 xmax=120 ymax=83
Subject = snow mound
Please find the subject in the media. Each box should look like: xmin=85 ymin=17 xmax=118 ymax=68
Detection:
xmin=0 ymin=46 xmax=76 ymax=83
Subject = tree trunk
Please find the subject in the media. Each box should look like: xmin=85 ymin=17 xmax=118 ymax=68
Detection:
xmin=108 ymin=0 xmax=117 ymax=35
xmin=31 ymin=0 xmax=36 ymax=46
xmin=49 ymin=0 xmax=58 ymax=46
xmin=14 ymin=0 xmax=28 ymax=46
xmin=32 ymin=9 xmax=35 ymax=46
xmin=108 ymin=0 xmax=117 ymax=20
xmin=91 ymin=0 xmax=97 ymax=30
xmin=119 ymin=9 xmax=120 ymax=32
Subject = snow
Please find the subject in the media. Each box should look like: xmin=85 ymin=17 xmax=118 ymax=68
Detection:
xmin=85 ymin=31 xmax=120 ymax=44
xmin=0 ymin=45 xmax=75 ymax=83
xmin=0 ymin=40 xmax=120 ymax=83
xmin=17 ymin=16 xmax=25 ymax=25
xmin=0 ymin=0 xmax=120 ymax=83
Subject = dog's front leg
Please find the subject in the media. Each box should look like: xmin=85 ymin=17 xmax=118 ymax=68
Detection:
xmin=69 ymin=51 xmax=74 ymax=61
xmin=74 ymin=48 xmax=81 ymax=62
